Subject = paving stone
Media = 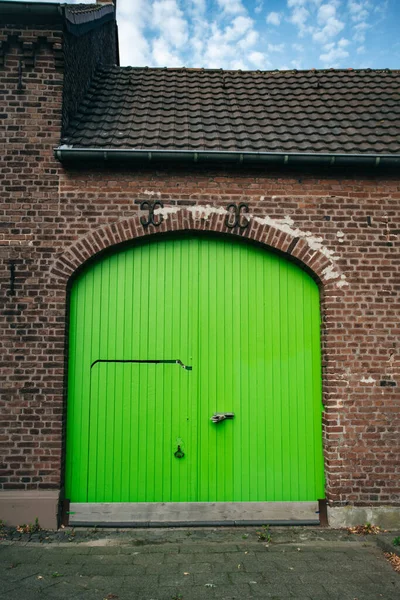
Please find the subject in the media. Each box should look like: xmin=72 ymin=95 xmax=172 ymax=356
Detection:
xmin=0 ymin=589 xmax=44 ymax=600
xmin=192 ymin=571 xmax=231 ymax=585
xmin=78 ymin=563 xmax=118 ymax=576
xmin=158 ymin=572 xmax=195 ymax=587
xmin=1 ymin=527 xmax=400 ymax=599
xmin=182 ymin=562 xmax=213 ymax=573
xmin=86 ymin=545 xmax=122 ymax=555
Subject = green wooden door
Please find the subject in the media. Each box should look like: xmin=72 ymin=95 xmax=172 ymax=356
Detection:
xmin=66 ymin=236 xmax=325 ymax=503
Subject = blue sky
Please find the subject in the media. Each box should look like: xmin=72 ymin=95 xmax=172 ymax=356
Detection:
xmin=7 ymin=0 xmax=400 ymax=69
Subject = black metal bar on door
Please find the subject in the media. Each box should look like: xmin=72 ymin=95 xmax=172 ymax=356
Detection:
xmin=90 ymin=359 xmax=192 ymax=371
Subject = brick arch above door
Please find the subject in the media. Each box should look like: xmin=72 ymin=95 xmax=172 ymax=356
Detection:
xmin=49 ymin=205 xmax=347 ymax=292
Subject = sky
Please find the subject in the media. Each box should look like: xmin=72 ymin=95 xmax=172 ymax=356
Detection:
xmin=6 ymin=0 xmax=400 ymax=70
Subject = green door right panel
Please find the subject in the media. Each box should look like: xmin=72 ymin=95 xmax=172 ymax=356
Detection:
xmin=66 ymin=236 xmax=325 ymax=504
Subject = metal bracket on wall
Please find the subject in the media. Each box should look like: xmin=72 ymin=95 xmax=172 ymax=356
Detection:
xmin=224 ymin=203 xmax=250 ymax=229
xmin=140 ymin=200 xmax=164 ymax=227
xmin=90 ymin=359 xmax=192 ymax=371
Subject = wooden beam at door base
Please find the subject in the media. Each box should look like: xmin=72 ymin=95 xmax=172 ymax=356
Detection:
xmin=68 ymin=501 xmax=320 ymax=526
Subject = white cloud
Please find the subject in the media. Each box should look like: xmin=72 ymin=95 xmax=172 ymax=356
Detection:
xmin=353 ymin=20 xmax=369 ymax=43
xmin=230 ymin=59 xmax=251 ymax=70
xmin=118 ymin=0 xmax=151 ymax=66
xmin=268 ymin=43 xmax=285 ymax=53
xmin=320 ymin=38 xmax=350 ymax=66
xmin=347 ymin=1 xmax=372 ymax=44
xmin=289 ymin=5 xmax=310 ymax=35
xmin=188 ymin=0 xmax=209 ymax=63
xmin=318 ymin=3 xmax=336 ymax=22
xmin=291 ymin=59 xmax=303 ymax=69
xmin=152 ymin=0 xmax=189 ymax=48
xmin=287 ymin=0 xmax=323 ymax=6
xmin=190 ymin=0 xmax=206 ymax=10
xmin=238 ymin=29 xmax=259 ymax=49
xmin=112 ymin=0 xmax=390 ymax=70
xmin=313 ymin=3 xmax=345 ymax=43
xmin=373 ymin=0 xmax=388 ymax=15
xmin=200 ymin=15 xmax=259 ymax=69
xmin=348 ymin=0 xmax=370 ymax=22
xmin=249 ymin=51 xmax=270 ymax=69
xmin=224 ymin=16 xmax=254 ymax=41
xmin=152 ymin=38 xmax=182 ymax=66
xmin=266 ymin=11 xmax=282 ymax=26
xmin=217 ymin=0 xmax=246 ymax=15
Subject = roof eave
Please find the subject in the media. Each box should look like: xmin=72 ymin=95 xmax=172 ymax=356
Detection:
xmin=0 ymin=2 xmax=64 ymax=24
xmin=54 ymin=147 xmax=400 ymax=168
xmin=0 ymin=2 xmax=115 ymax=31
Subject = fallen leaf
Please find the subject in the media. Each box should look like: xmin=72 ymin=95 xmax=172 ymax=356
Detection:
xmin=347 ymin=524 xmax=385 ymax=535
xmin=384 ymin=552 xmax=400 ymax=573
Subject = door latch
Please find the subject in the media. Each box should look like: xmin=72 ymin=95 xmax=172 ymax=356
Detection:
xmin=210 ymin=413 xmax=235 ymax=424
xmin=174 ymin=445 xmax=185 ymax=459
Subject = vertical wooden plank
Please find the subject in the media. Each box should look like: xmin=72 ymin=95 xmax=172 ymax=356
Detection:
xmin=121 ymin=250 xmax=133 ymax=502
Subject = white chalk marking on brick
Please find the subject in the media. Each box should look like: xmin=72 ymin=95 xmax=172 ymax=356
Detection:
xmin=360 ymin=376 xmax=376 ymax=384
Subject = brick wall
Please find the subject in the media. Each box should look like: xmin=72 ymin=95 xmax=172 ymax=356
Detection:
xmin=0 ymin=14 xmax=117 ymax=495
xmin=0 ymin=23 xmax=64 ymax=492
xmin=54 ymin=166 xmax=400 ymax=506
xmin=0 ymin=27 xmax=399 ymax=507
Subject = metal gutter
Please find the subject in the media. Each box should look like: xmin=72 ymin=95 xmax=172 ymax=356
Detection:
xmin=54 ymin=147 xmax=400 ymax=168
xmin=0 ymin=2 xmax=64 ymax=24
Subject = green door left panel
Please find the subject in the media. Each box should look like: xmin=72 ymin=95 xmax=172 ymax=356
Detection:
xmin=66 ymin=241 xmax=195 ymax=503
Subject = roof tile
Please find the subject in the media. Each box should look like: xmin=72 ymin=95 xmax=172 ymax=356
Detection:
xmin=63 ymin=67 xmax=400 ymax=154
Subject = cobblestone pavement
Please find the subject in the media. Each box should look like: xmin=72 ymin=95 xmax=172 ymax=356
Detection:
xmin=1 ymin=527 xmax=400 ymax=600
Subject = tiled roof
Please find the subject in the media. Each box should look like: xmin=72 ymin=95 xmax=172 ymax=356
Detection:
xmin=62 ymin=67 xmax=400 ymax=154
xmin=64 ymin=3 xmax=114 ymax=25
xmin=66 ymin=4 xmax=106 ymax=14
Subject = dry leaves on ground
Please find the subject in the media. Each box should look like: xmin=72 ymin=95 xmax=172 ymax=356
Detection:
xmin=384 ymin=553 xmax=400 ymax=573
xmin=347 ymin=524 xmax=385 ymax=535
